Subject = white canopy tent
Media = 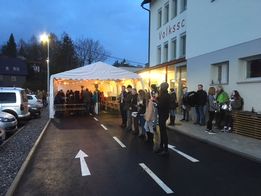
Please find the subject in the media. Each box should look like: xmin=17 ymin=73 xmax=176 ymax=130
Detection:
xmin=49 ymin=61 xmax=143 ymax=118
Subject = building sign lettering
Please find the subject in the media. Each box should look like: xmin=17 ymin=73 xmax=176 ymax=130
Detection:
xmin=159 ymin=19 xmax=185 ymax=40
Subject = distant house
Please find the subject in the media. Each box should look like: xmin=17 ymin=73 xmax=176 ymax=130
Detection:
xmin=0 ymin=56 xmax=28 ymax=87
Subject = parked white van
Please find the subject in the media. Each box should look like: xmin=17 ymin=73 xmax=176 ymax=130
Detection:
xmin=0 ymin=87 xmax=30 ymax=120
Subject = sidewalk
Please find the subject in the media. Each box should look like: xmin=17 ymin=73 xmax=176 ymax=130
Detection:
xmin=167 ymin=116 xmax=261 ymax=163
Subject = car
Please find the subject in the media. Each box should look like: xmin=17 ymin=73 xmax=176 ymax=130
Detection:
xmin=27 ymin=94 xmax=43 ymax=108
xmin=0 ymin=128 xmax=6 ymax=144
xmin=0 ymin=87 xmax=30 ymax=121
xmin=0 ymin=111 xmax=18 ymax=135
xmin=27 ymin=94 xmax=42 ymax=118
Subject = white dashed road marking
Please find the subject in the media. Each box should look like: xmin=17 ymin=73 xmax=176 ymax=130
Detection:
xmin=168 ymin=145 xmax=199 ymax=163
xmin=100 ymin=124 xmax=108 ymax=131
xmin=93 ymin=117 xmax=99 ymax=121
xmin=139 ymin=163 xmax=174 ymax=194
xmin=113 ymin=137 xmax=126 ymax=148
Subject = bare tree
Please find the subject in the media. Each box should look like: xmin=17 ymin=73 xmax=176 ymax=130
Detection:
xmin=75 ymin=38 xmax=109 ymax=66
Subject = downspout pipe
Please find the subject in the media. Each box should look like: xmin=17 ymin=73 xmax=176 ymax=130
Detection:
xmin=141 ymin=2 xmax=151 ymax=68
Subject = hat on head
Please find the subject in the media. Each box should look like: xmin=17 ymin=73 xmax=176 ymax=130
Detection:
xmin=127 ymin=85 xmax=132 ymax=89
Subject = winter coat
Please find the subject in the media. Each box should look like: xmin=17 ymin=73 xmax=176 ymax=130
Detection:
xmin=169 ymin=91 xmax=177 ymax=109
xmin=158 ymin=90 xmax=171 ymax=119
xmin=124 ymin=91 xmax=132 ymax=111
xmin=231 ymin=97 xmax=243 ymax=111
xmin=196 ymin=90 xmax=208 ymax=106
xmin=144 ymin=99 xmax=157 ymax=121
xmin=207 ymin=95 xmax=218 ymax=112
xmin=216 ymin=90 xmax=229 ymax=105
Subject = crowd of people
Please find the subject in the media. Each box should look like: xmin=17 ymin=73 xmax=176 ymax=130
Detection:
xmin=118 ymin=82 xmax=244 ymax=156
xmin=119 ymin=82 xmax=175 ymax=156
xmin=180 ymin=84 xmax=244 ymax=133
xmin=54 ymin=88 xmax=105 ymax=115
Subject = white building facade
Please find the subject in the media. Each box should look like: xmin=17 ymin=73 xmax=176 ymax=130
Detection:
xmin=186 ymin=0 xmax=261 ymax=112
xmin=140 ymin=0 xmax=188 ymax=99
xmin=141 ymin=0 xmax=261 ymax=112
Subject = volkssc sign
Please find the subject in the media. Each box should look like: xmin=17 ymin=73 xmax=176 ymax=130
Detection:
xmin=159 ymin=19 xmax=185 ymax=40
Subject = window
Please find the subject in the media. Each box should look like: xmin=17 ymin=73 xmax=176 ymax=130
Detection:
xmin=157 ymin=45 xmax=162 ymax=64
xmin=158 ymin=8 xmax=162 ymax=28
xmin=11 ymin=76 xmax=16 ymax=81
xmin=171 ymin=38 xmax=177 ymax=60
xmin=247 ymin=59 xmax=261 ymax=78
xmin=5 ymin=66 xmax=9 ymax=71
xmin=17 ymin=67 xmax=20 ymax=71
xmin=180 ymin=33 xmax=186 ymax=57
xmin=0 ymin=93 xmax=16 ymax=103
xmin=13 ymin=67 xmax=17 ymax=71
xmin=180 ymin=0 xmax=187 ymax=13
xmin=164 ymin=3 xmax=169 ymax=24
xmin=171 ymin=0 xmax=178 ymax=19
xmin=163 ymin=42 xmax=169 ymax=63
xmin=211 ymin=61 xmax=229 ymax=85
xmin=0 ymin=75 xmax=3 ymax=81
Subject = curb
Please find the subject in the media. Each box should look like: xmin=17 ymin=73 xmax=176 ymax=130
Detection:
xmin=167 ymin=125 xmax=261 ymax=163
xmin=5 ymin=119 xmax=51 ymax=196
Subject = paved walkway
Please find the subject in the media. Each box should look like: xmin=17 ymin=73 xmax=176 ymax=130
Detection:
xmin=167 ymin=115 xmax=261 ymax=163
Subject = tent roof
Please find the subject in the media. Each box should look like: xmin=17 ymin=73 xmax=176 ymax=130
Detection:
xmin=51 ymin=61 xmax=141 ymax=81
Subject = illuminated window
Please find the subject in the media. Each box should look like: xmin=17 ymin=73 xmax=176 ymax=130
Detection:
xmin=5 ymin=66 xmax=9 ymax=71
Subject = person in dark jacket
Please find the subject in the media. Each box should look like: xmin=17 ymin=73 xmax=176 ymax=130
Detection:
xmin=180 ymin=87 xmax=190 ymax=121
xmin=119 ymin=86 xmax=127 ymax=128
xmin=194 ymin=84 xmax=207 ymax=126
xmin=169 ymin=88 xmax=177 ymax=126
xmin=130 ymin=88 xmax=139 ymax=135
xmin=157 ymin=82 xmax=171 ymax=156
xmin=124 ymin=85 xmax=133 ymax=131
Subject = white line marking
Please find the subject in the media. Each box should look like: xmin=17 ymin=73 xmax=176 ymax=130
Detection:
xmin=93 ymin=117 xmax=99 ymax=121
xmin=139 ymin=163 xmax=174 ymax=194
xmin=89 ymin=113 xmax=93 ymax=116
xmin=101 ymin=124 xmax=108 ymax=130
xmin=168 ymin=145 xmax=199 ymax=163
xmin=113 ymin=137 xmax=126 ymax=148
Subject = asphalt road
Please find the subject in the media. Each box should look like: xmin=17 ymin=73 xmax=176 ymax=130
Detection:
xmin=14 ymin=112 xmax=261 ymax=196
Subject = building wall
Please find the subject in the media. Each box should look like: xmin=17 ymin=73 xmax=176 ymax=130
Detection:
xmin=186 ymin=0 xmax=261 ymax=59
xmin=187 ymin=38 xmax=261 ymax=112
xmin=0 ymin=75 xmax=26 ymax=87
xmin=150 ymin=0 xmax=187 ymax=66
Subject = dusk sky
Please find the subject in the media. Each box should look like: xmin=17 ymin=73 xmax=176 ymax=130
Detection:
xmin=0 ymin=0 xmax=149 ymax=65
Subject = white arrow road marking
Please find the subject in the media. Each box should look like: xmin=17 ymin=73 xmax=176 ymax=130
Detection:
xmin=139 ymin=163 xmax=174 ymax=194
xmin=168 ymin=145 xmax=199 ymax=163
xmin=113 ymin=137 xmax=126 ymax=148
xmin=93 ymin=117 xmax=99 ymax=121
xmin=75 ymin=150 xmax=91 ymax=176
xmin=100 ymin=124 xmax=108 ymax=130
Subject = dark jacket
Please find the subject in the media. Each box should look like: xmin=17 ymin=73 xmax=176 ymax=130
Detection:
xmin=119 ymin=91 xmax=127 ymax=105
xmin=130 ymin=93 xmax=138 ymax=112
xmin=158 ymin=90 xmax=171 ymax=119
xmin=169 ymin=91 xmax=177 ymax=109
xmin=124 ymin=91 xmax=132 ymax=110
xmin=196 ymin=90 xmax=207 ymax=106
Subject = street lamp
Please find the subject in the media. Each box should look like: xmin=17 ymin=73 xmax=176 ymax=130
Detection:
xmin=40 ymin=33 xmax=50 ymax=98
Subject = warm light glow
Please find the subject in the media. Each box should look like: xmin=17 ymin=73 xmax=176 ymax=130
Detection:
xmin=40 ymin=33 xmax=49 ymax=43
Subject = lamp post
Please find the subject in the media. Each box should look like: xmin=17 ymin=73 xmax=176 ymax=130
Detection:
xmin=40 ymin=33 xmax=50 ymax=96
